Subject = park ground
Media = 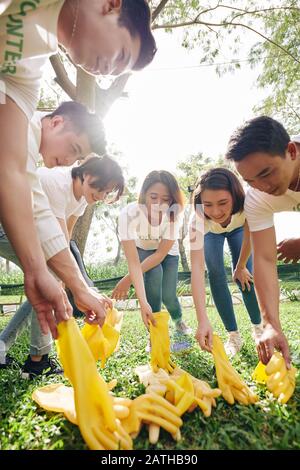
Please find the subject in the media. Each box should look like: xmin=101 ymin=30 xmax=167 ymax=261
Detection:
xmin=0 ymin=302 xmax=299 ymax=450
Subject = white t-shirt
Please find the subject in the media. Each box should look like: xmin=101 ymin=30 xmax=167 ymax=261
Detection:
xmin=37 ymin=166 xmax=87 ymax=220
xmin=190 ymin=210 xmax=245 ymax=235
xmin=118 ymin=202 xmax=181 ymax=256
xmin=204 ymin=211 xmax=245 ymax=235
xmin=189 ymin=210 xmax=245 ymax=252
xmin=26 ymin=111 xmax=69 ymax=260
xmin=0 ymin=111 xmax=69 ymax=259
xmin=0 ymin=0 xmax=64 ymax=119
xmin=245 ymin=187 xmax=300 ymax=232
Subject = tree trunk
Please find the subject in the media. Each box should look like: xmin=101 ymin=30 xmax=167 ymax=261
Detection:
xmin=113 ymin=240 xmax=122 ymax=266
xmin=72 ymin=205 xmax=95 ymax=257
xmin=71 ymin=69 xmax=96 ymax=256
xmin=75 ymin=68 xmax=96 ymax=111
xmin=178 ymin=238 xmax=189 ymax=271
xmin=50 ymin=57 xmax=134 ymax=259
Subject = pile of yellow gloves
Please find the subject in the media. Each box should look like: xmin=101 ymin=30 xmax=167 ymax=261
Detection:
xmin=120 ymin=392 xmax=183 ymax=442
xmin=252 ymin=352 xmax=297 ymax=404
xmin=32 ymin=309 xmax=297 ymax=450
xmin=32 ymin=310 xmax=184 ymax=449
xmin=212 ymin=334 xmax=258 ymax=405
xmin=132 ymin=312 xmax=222 ymax=443
xmin=135 ymin=364 xmax=221 ymax=417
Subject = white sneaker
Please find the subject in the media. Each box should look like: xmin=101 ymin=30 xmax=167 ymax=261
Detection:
xmin=174 ymin=320 xmax=192 ymax=335
xmin=224 ymin=331 xmax=243 ymax=357
xmin=252 ymin=322 xmax=264 ymax=342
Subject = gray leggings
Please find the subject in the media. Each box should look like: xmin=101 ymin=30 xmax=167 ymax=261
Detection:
xmin=0 ymin=229 xmax=52 ymax=363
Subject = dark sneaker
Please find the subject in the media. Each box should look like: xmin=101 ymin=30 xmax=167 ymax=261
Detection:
xmin=21 ymin=354 xmax=63 ymax=380
xmin=0 ymin=354 xmax=20 ymax=369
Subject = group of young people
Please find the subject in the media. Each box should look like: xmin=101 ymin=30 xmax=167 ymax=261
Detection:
xmin=0 ymin=1 xmax=298 ymax=378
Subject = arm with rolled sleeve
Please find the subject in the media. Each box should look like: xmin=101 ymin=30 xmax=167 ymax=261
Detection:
xmin=27 ymin=165 xmax=69 ymax=260
xmin=27 ymin=155 xmax=112 ymax=327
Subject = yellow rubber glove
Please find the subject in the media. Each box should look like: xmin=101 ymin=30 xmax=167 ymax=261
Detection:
xmin=212 ymin=334 xmax=258 ymax=405
xmin=134 ymin=364 xmax=170 ymax=386
xmin=170 ymin=368 xmax=221 ymax=417
xmin=81 ymin=307 xmax=123 ymax=368
xmin=252 ymin=361 xmax=268 ymax=384
xmin=32 ymin=383 xmax=131 ymax=423
xmin=265 ymin=352 xmax=297 ymax=404
xmin=122 ymin=392 xmax=182 ymax=440
xmin=81 ymin=323 xmax=118 ymax=368
xmin=190 ymin=376 xmax=221 ymax=416
xmin=107 ymin=307 xmax=123 ymax=352
xmin=32 ymin=383 xmax=77 ymax=425
xmin=135 ymin=364 xmax=221 ymax=417
xmin=149 ymin=311 xmax=176 ymax=373
xmin=165 ymin=372 xmax=195 ymax=415
xmin=56 ymin=318 xmax=118 ymax=449
xmin=105 ymin=306 xmax=124 ymax=329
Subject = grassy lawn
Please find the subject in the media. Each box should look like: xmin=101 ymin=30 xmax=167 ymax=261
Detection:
xmin=0 ymin=302 xmax=299 ymax=450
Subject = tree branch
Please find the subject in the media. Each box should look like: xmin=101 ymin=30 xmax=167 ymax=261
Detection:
xmin=152 ymin=0 xmax=170 ymax=22
xmin=194 ymin=1 xmax=221 ymax=21
xmin=228 ymin=6 xmax=300 ymax=22
xmin=218 ymin=5 xmax=300 ymax=15
xmin=49 ymin=54 xmax=76 ymax=99
xmin=153 ymin=17 xmax=300 ymax=64
xmin=95 ymin=73 xmax=131 ymax=118
xmin=286 ymin=101 xmax=300 ymax=121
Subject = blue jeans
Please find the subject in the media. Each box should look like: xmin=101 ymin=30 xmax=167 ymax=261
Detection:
xmin=204 ymin=226 xmax=261 ymax=332
xmin=0 ymin=228 xmax=52 ymax=359
xmin=137 ymin=248 xmax=182 ymax=322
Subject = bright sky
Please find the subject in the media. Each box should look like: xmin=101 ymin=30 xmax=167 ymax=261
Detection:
xmin=105 ymin=30 xmax=268 ymax=189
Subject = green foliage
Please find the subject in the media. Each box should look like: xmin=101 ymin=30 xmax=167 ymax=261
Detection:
xmin=176 ymin=152 xmax=229 ymax=197
xmin=250 ymin=1 xmax=300 ymax=131
xmin=0 ymin=302 xmax=299 ymax=450
xmin=0 ymin=270 xmax=24 ymax=284
xmin=86 ymin=259 xmax=129 ymax=280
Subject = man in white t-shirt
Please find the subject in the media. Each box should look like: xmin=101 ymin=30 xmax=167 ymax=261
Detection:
xmin=0 ymin=101 xmax=110 ymax=376
xmin=226 ymin=116 xmax=300 ymax=368
xmin=0 ymin=0 xmax=157 ymax=337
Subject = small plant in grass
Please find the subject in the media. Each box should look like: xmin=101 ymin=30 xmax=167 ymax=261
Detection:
xmin=280 ymin=282 xmax=300 ymax=302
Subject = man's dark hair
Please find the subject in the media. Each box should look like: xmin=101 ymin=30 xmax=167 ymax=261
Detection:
xmin=119 ymin=0 xmax=157 ymax=70
xmin=47 ymin=101 xmax=107 ymax=156
xmin=226 ymin=116 xmax=290 ymax=162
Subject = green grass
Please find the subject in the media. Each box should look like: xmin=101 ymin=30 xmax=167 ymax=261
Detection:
xmin=0 ymin=302 xmax=299 ymax=450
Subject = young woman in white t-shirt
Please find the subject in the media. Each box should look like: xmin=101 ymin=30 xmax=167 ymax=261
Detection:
xmin=38 ymin=154 xmax=124 ymax=241
xmin=113 ymin=170 xmax=191 ymax=350
xmin=190 ymin=168 xmax=263 ymax=356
